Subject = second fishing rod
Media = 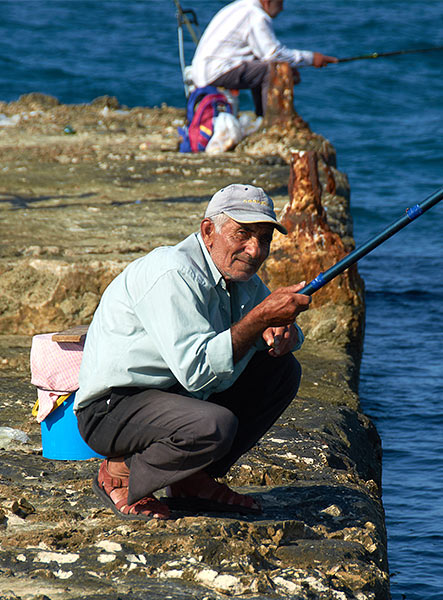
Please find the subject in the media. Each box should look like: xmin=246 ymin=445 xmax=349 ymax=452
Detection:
xmin=337 ymin=45 xmax=443 ymax=63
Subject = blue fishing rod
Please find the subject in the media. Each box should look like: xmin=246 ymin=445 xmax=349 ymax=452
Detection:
xmin=299 ymin=187 xmax=443 ymax=296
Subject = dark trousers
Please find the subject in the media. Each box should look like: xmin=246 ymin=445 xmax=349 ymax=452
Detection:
xmin=210 ymin=60 xmax=271 ymax=117
xmin=77 ymin=351 xmax=301 ymax=504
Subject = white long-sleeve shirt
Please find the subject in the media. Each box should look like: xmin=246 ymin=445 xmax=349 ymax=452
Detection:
xmin=191 ymin=0 xmax=314 ymax=87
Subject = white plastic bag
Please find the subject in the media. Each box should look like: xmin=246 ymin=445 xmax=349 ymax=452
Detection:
xmin=205 ymin=112 xmax=243 ymax=154
xmin=0 ymin=427 xmax=29 ymax=449
xmin=205 ymin=112 xmax=263 ymax=154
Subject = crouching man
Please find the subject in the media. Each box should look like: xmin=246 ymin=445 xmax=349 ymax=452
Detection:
xmin=75 ymin=183 xmax=310 ymax=520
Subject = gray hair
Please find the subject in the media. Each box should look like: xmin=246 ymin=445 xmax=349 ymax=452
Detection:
xmin=209 ymin=212 xmax=231 ymax=233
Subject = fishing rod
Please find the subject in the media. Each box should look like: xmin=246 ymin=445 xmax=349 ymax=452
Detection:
xmin=338 ymin=45 xmax=443 ymax=63
xmin=172 ymin=0 xmax=200 ymax=97
xmin=299 ymin=187 xmax=443 ymax=296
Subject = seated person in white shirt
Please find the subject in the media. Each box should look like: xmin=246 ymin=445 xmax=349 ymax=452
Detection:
xmin=75 ymin=184 xmax=310 ymax=521
xmin=191 ymin=0 xmax=337 ymax=116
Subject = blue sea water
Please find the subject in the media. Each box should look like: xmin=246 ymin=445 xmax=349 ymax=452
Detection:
xmin=1 ymin=1 xmax=442 ymax=598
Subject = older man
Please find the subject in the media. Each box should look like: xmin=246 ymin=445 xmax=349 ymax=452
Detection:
xmin=191 ymin=0 xmax=337 ymax=116
xmin=75 ymin=184 xmax=310 ymax=520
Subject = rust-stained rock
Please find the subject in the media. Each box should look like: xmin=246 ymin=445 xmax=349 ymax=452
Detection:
xmin=261 ymin=149 xmax=365 ymax=355
xmin=264 ymin=62 xmax=311 ymax=133
xmin=239 ymin=62 xmax=337 ymax=166
xmin=263 ymin=149 xmax=364 ymax=309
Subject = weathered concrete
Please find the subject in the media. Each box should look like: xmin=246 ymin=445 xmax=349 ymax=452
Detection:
xmin=0 ymin=75 xmax=390 ymax=600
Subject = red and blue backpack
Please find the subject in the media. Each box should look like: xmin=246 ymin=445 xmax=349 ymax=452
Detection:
xmin=178 ymin=86 xmax=233 ymax=153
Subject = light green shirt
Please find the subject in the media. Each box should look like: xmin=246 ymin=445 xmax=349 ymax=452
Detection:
xmin=74 ymin=232 xmax=303 ymax=411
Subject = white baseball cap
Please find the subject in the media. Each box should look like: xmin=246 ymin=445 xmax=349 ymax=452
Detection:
xmin=205 ymin=184 xmax=287 ymax=235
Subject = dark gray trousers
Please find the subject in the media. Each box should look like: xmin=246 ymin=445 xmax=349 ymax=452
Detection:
xmin=210 ymin=60 xmax=271 ymax=117
xmin=77 ymin=351 xmax=301 ymax=504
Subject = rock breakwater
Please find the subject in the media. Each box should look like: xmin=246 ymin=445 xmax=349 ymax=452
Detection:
xmin=0 ymin=75 xmax=390 ymax=599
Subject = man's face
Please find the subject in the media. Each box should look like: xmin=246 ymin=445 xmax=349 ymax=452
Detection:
xmin=201 ymin=217 xmax=274 ymax=283
xmin=262 ymin=0 xmax=284 ymax=18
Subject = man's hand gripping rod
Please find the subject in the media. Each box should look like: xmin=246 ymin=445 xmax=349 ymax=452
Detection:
xmin=298 ymin=187 xmax=443 ymax=296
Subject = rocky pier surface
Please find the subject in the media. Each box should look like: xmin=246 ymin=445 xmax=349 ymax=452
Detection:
xmin=0 ymin=64 xmax=390 ymax=600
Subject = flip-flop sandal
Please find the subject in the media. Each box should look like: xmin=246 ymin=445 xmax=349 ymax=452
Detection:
xmin=93 ymin=476 xmax=169 ymax=521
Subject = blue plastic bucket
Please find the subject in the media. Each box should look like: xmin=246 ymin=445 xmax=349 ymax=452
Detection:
xmin=40 ymin=392 xmax=104 ymax=460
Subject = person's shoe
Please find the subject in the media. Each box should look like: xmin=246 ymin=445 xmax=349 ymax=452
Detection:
xmin=93 ymin=459 xmax=170 ymax=520
xmin=165 ymin=470 xmax=262 ymax=515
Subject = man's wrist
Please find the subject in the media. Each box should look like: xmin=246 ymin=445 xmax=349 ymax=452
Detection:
xmin=231 ymin=307 xmax=268 ymax=364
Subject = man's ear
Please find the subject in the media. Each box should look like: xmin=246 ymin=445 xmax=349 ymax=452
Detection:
xmin=200 ymin=218 xmax=215 ymax=250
